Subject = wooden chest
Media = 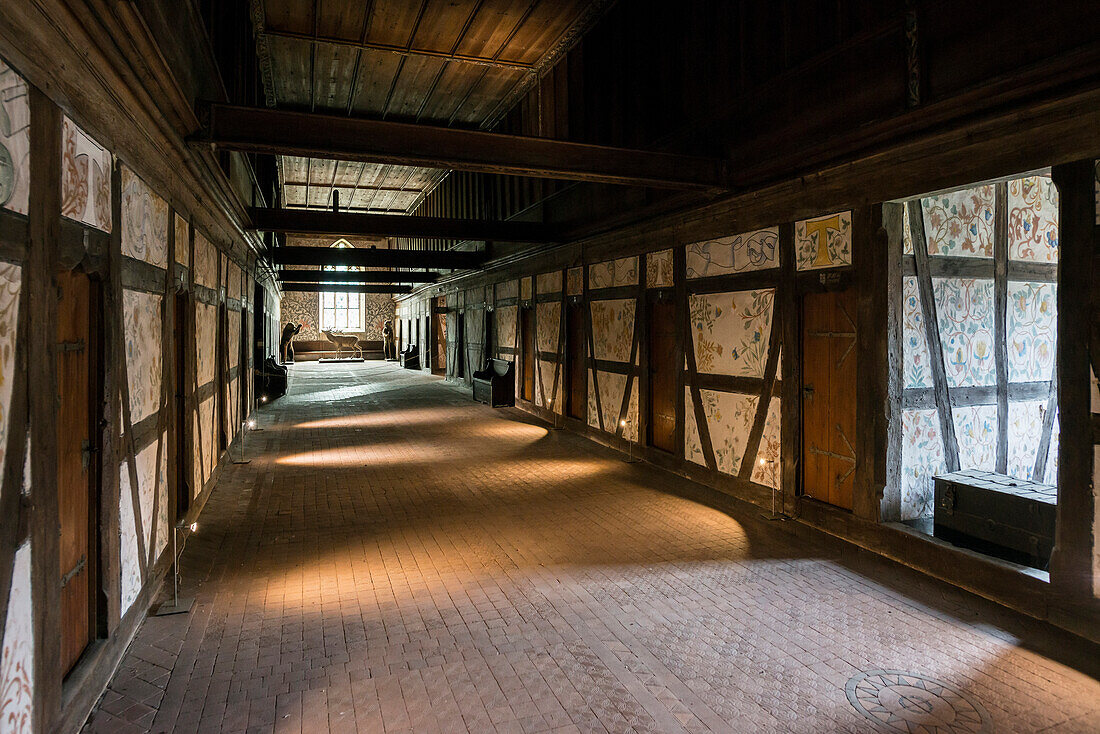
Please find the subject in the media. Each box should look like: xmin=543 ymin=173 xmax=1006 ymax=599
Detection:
xmin=933 ymin=469 xmax=1056 ymax=569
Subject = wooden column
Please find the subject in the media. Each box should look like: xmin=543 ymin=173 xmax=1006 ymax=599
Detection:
xmin=853 ymin=204 xmax=890 ymax=521
xmin=881 ymin=202 xmax=906 ymax=521
xmin=27 ymin=85 xmax=62 ymax=734
xmin=1049 ymin=160 xmax=1096 ymax=597
xmin=778 ymin=222 xmax=800 ymax=515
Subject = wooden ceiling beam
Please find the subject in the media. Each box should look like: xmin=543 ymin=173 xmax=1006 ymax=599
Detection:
xmin=280 ymin=282 xmax=413 ymax=294
xmin=269 ymin=246 xmax=483 ymax=270
xmin=278 ymin=269 xmax=440 ymax=283
xmin=249 ymin=207 xmax=559 ymax=243
xmin=195 ymin=103 xmax=732 ymax=191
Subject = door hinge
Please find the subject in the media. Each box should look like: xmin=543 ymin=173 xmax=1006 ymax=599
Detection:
xmin=60 ymin=555 xmax=86 ymax=587
xmin=57 ymin=339 xmax=86 ymax=353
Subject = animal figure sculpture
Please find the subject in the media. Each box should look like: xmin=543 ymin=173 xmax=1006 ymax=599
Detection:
xmin=280 ymin=322 xmax=302 ymax=363
xmin=382 ymin=320 xmax=396 ymax=360
xmin=322 ymin=329 xmax=363 ymax=358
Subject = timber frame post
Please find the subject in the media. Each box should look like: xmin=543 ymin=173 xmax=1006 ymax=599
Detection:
xmin=1049 ymin=160 xmax=1096 ymax=598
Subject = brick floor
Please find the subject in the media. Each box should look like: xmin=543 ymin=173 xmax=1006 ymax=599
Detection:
xmin=84 ymin=362 xmax=1100 ymax=733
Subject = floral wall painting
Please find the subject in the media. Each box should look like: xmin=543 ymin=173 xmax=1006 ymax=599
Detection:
xmin=535 ymin=360 xmax=560 ymax=412
xmin=194 ymin=231 xmax=218 ymax=289
xmin=536 ymin=270 xmax=562 ymax=294
xmin=751 ymin=398 xmax=782 ymax=489
xmin=536 ymin=301 xmax=560 ymax=354
xmin=795 ymin=212 xmax=851 ymax=270
xmin=495 ymin=305 xmax=517 ymax=351
xmin=0 ymin=61 xmax=30 ymax=215
xmin=121 ymin=166 xmax=168 ymax=267
xmin=566 ymin=267 xmax=583 ymax=296
xmin=1008 ymin=175 xmax=1058 ymax=263
xmin=588 ymin=371 xmax=638 ymax=441
xmin=689 ymin=289 xmax=774 ymax=377
xmin=686 ymin=227 xmax=778 ymax=278
xmin=62 ymin=116 xmax=112 ymax=232
xmin=174 ymin=213 xmax=189 ymax=267
xmin=1007 ymin=400 xmax=1056 ymax=483
xmin=496 ymin=279 xmax=518 ymax=301
xmin=1007 ymin=282 xmax=1056 ymax=383
xmin=921 ymin=185 xmax=995 ymax=257
xmin=646 ymin=249 xmax=674 ymax=288
xmin=932 ymin=277 xmax=995 ymax=388
xmin=683 ymin=389 xmax=756 ymax=475
xmin=900 ymin=408 xmax=945 ymax=520
xmin=590 ymin=299 xmax=635 ymax=363
xmin=589 ymin=256 xmax=638 ymax=288
xmin=0 ymin=263 xmax=21 ymax=482
xmin=196 ymin=302 xmax=217 ymax=387
xmin=123 ymin=290 xmax=163 ymax=425
xmin=520 ymin=277 xmax=532 ymax=301
xmin=901 ymin=276 xmax=932 ymax=389
xmin=0 ymin=541 xmax=33 ymax=732
xmin=953 ymin=404 xmax=997 ymax=472
xmin=118 ymin=437 xmax=168 ymax=616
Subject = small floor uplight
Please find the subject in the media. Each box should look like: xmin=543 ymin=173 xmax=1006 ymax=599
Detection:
xmin=189 ymin=522 xmax=198 ymax=533
xmin=620 ymin=419 xmax=639 ymax=463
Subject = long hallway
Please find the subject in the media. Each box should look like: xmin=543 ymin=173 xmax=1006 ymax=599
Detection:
xmin=86 ymin=363 xmax=1100 ymax=734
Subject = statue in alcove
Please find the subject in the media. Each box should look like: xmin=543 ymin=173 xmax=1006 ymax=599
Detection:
xmin=382 ymin=319 xmax=396 ymax=360
xmin=280 ymin=322 xmax=302 ymax=364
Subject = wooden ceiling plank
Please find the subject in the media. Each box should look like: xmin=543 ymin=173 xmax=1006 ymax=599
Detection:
xmin=198 ymin=103 xmax=732 ymax=190
xmin=278 ymin=269 xmax=441 ymax=283
xmin=280 ymin=282 xmax=414 ymax=294
xmin=250 ymin=207 xmax=560 ymax=242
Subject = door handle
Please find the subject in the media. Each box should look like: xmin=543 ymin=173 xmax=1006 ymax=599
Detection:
xmin=802 ymin=383 xmax=815 ymax=397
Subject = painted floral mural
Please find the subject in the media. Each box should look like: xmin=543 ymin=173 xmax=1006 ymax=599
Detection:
xmin=751 ymin=398 xmax=782 ymax=489
xmin=174 ymin=213 xmax=189 ymax=267
xmin=196 ymin=302 xmax=217 ymax=387
xmin=119 ymin=435 xmax=168 ymax=615
xmin=1007 ymin=400 xmax=1056 ymax=483
xmin=922 ymin=185 xmax=996 ymax=257
xmin=495 ymin=305 xmax=517 ymax=351
xmin=590 ymin=299 xmax=635 ymax=363
xmin=0 ymin=542 xmax=33 ymax=731
xmin=900 ymin=408 xmax=945 ymax=520
xmin=536 ymin=270 xmax=562 ymax=294
xmin=123 ymin=290 xmax=163 ymax=425
xmin=121 ymin=166 xmax=168 ymax=266
xmin=566 ymin=267 xmax=583 ymax=296
xmin=646 ymin=249 xmax=674 ymax=288
xmin=496 ymin=280 xmax=518 ymax=301
xmin=0 ymin=263 xmax=20 ymax=482
xmin=1008 ymin=176 xmax=1058 ymax=263
xmin=901 ymin=276 xmax=932 ymax=389
xmin=587 ymin=370 xmax=638 ymax=441
xmin=683 ymin=389 xmax=757 ymax=475
xmin=536 ymin=302 xmax=560 ymax=354
xmin=1007 ymin=282 xmax=1056 ymax=382
xmin=0 ymin=61 xmax=30 ymax=215
xmin=953 ymin=404 xmax=997 ymax=472
xmin=193 ymin=231 xmax=218 ymax=289
xmin=932 ymin=277 xmax=995 ymax=387
xmin=689 ymin=290 xmax=774 ymax=377
xmin=535 ymin=360 xmax=560 ymax=412
xmin=520 ymin=277 xmax=532 ymax=301
xmin=686 ymin=228 xmax=778 ymax=278
xmin=795 ymin=212 xmax=851 ymax=270
xmin=589 ymin=256 xmax=638 ymax=288
xmin=61 ymin=116 xmax=112 ymax=232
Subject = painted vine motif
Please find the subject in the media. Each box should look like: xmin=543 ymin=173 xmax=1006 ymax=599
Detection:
xmin=119 ymin=437 xmax=168 ymax=615
xmin=921 ymin=185 xmax=995 ymax=258
xmin=590 ymin=299 xmax=635 ymax=363
xmin=900 ymin=408 xmax=945 ymax=520
xmin=193 ymin=231 xmax=218 ymax=289
xmin=689 ymin=290 xmax=774 ymax=377
xmin=123 ymin=290 xmax=163 ymax=425
xmin=536 ymin=270 xmax=562 ymax=294
xmin=683 ymin=389 xmax=757 ymax=475
xmin=495 ymin=306 xmax=517 ymax=351
xmin=686 ymin=228 xmax=778 ymax=278
xmin=751 ymin=397 xmax=782 ymax=489
xmin=901 ymin=276 xmax=932 ymax=389
xmin=520 ymin=277 xmax=532 ymax=301
xmin=0 ymin=543 xmax=33 ymax=731
xmin=588 ymin=370 xmax=638 ymax=441
xmin=566 ymin=267 xmax=583 ymax=296
xmin=794 ymin=212 xmax=851 ymax=270
xmin=932 ymin=277 xmax=995 ymax=388
xmin=174 ymin=213 xmax=189 ymax=267
xmin=1007 ymin=176 xmax=1059 ymax=263
xmin=1007 ymin=282 xmax=1056 ymax=383
xmin=589 ymin=256 xmax=638 ymax=288
xmin=0 ymin=61 xmax=30 ymax=215
xmin=536 ymin=302 xmax=560 ymax=354
xmin=952 ymin=404 xmax=997 ymax=472
xmin=646 ymin=249 xmax=674 ymax=287
xmin=121 ymin=166 xmax=168 ymax=266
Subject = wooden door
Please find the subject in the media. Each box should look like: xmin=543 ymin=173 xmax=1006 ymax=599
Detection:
xmin=57 ymin=269 xmax=97 ymax=674
xmin=521 ymin=307 xmax=535 ymax=402
xmin=802 ymin=289 xmax=857 ymax=510
xmin=566 ymin=303 xmax=586 ymax=420
xmin=647 ymin=298 xmax=677 ymax=452
xmin=175 ymin=292 xmax=190 ymax=522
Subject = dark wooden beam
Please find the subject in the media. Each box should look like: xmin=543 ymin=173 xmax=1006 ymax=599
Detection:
xmin=249 ymin=207 xmax=559 ymax=243
xmin=280 ymin=283 xmax=413 ymax=294
xmin=269 ymin=246 xmax=483 ymax=270
xmin=277 ymin=269 xmax=440 ymax=283
xmin=196 ymin=103 xmax=732 ymax=191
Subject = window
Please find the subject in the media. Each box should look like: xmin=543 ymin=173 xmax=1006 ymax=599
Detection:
xmin=318 ymin=239 xmax=363 ymax=332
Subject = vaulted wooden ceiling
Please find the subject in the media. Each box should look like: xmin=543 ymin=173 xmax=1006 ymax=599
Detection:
xmin=252 ymin=0 xmax=611 ymax=215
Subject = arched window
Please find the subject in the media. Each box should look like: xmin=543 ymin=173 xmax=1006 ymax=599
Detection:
xmin=319 ymin=239 xmax=363 ymax=332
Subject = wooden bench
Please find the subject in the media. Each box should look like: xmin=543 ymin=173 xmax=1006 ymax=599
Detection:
xmin=399 ymin=345 xmax=420 ymax=370
xmin=934 ymin=469 xmax=1056 ymax=569
xmin=293 ymin=338 xmax=385 ymax=361
xmin=472 ymin=358 xmax=515 ymax=407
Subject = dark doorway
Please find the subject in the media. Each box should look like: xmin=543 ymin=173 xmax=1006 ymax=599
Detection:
xmin=520 ymin=307 xmax=535 ymax=402
xmin=56 ymin=269 xmax=100 ymax=675
xmin=566 ymin=303 xmax=586 ymax=421
xmin=647 ymin=296 xmax=677 ymax=453
xmin=216 ymin=304 xmax=228 ymax=451
xmin=174 ymin=291 xmax=191 ymax=522
xmin=802 ymin=288 xmax=858 ymax=510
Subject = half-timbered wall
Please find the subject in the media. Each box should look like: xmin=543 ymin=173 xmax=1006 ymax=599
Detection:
xmin=0 ymin=54 xmax=274 ymax=733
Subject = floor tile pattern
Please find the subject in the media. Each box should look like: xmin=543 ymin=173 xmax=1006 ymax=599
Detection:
xmin=83 ymin=362 xmax=1100 ymax=733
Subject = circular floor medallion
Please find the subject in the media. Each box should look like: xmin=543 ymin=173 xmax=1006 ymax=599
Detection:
xmin=845 ymin=670 xmax=990 ymax=733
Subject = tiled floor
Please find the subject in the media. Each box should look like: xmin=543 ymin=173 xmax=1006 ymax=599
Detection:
xmin=85 ymin=362 xmax=1100 ymax=733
